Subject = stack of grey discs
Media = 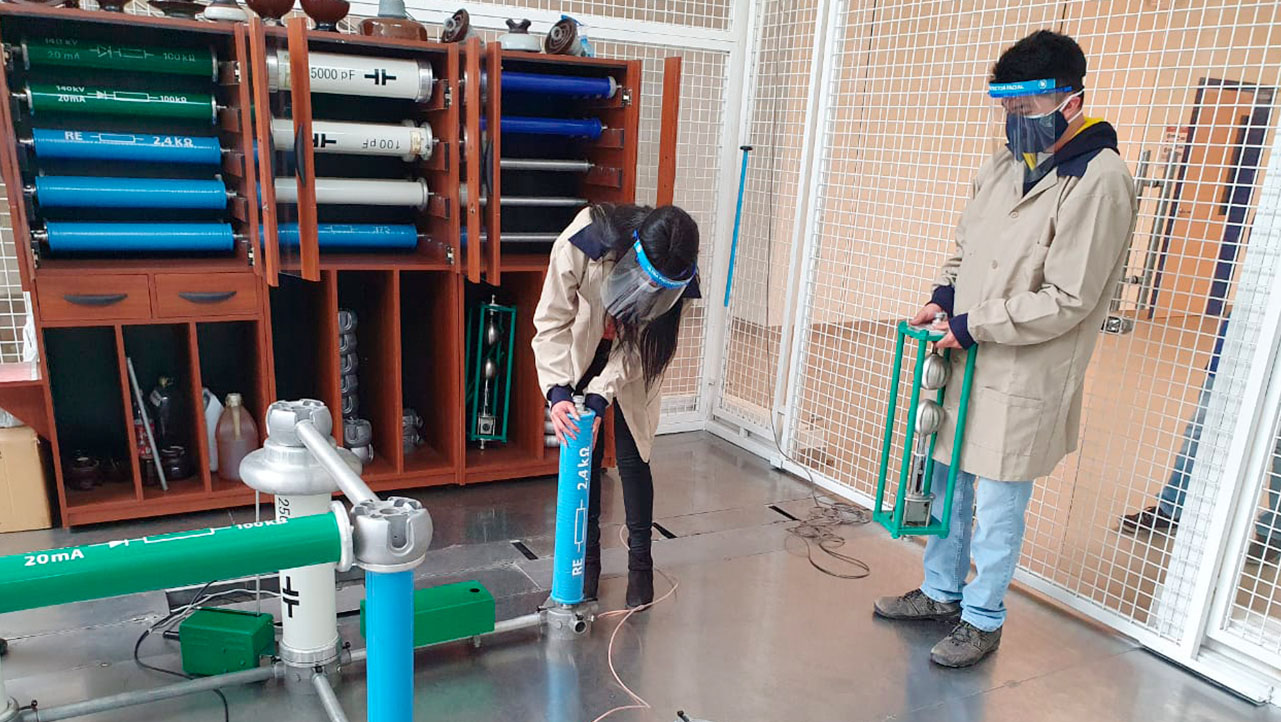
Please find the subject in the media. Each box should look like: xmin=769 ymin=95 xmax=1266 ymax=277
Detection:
xmin=544 ymin=406 xmax=559 ymax=447
xmin=338 ymin=308 xmax=373 ymax=459
xmin=343 ymin=418 xmax=374 ymax=463
xmin=403 ymin=407 xmax=424 ymax=453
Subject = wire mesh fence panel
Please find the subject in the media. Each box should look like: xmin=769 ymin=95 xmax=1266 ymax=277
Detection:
xmin=589 ymin=41 xmax=729 ymax=417
xmin=776 ymin=0 xmax=1281 ymax=661
xmin=789 ymin=0 xmax=1062 ymax=503
xmin=1051 ymin=0 xmax=1281 ymax=643
xmin=478 ymin=0 xmax=734 ymax=31
xmin=1220 ymin=414 xmax=1281 ymax=658
xmin=0 ymin=181 xmax=28 ymax=364
xmin=715 ymin=0 xmax=822 ymax=433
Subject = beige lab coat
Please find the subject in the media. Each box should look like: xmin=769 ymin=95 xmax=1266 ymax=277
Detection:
xmin=932 ymin=144 xmax=1137 ymax=481
xmin=532 ymin=209 xmax=663 ymax=462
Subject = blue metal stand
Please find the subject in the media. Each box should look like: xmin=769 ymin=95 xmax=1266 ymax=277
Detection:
xmin=364 ymin=570 xmax=414 ymax=722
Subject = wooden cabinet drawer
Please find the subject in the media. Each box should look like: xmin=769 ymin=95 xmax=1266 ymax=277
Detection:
xmin=155 ymin=273 xmax=259 ymax=318
xmin=38 ymin=275 xmax=152 ymax=322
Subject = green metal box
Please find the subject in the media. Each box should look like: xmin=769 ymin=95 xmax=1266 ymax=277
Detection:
xmin=360 ymin=580 xmax=495 ymax=647
xmin=179 ymin=608 xmax=276 ymax=677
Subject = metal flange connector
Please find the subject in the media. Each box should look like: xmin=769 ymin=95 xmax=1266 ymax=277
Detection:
xmin=351 ymin=497 xmax=433 ymax=573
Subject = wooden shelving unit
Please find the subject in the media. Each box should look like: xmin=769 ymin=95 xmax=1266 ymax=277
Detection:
xmin=0 ymin=6 xmax=677 ymax=526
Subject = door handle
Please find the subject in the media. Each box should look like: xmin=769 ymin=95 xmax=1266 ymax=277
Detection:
xmin=178 ymin=291 xmax=237 ymax=304
xmin=64 ymin=293 xmax=126 ymax=307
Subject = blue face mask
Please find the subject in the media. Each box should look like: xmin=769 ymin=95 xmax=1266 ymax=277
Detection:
xmin=1005 ymin=111 xmax=1067 ymax=156
xmin=1004 ymin=91 xmax=1082 ymax=156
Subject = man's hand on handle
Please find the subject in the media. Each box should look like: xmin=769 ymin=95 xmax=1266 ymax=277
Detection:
xmin=910 ymin=303 xmax=946 ymax=327
xmin=913 ymin=302 xmax=962 ymax=349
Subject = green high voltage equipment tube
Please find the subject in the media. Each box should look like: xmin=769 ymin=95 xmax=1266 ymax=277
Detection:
xmin=23 ymin=84 xmax=218 ymax=123
xmin=20 ymin=37 xmax=217 ymax=79
xmin=0 ymin=513 xmax=343 ymax=614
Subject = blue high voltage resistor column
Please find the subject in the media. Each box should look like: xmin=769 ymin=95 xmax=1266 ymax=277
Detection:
xmin=501 ymin=72 xmax=616 ymax=99
xmin=275 ymin=223 xmax=419 ymax=249
xmin=28 ymin=129 xmax=222 ymax=165
xmin=480 ymin=116 xmax=603 ymax=140
xmin=550 ymin=397 xmax=596 ymax=606
xmin=41 ymin=222 xmax=235 ymax=252
xmin=364 ymin=569 xmax=415 ymax=722
xmin=32 ymin=176 xmax=229 ymax=209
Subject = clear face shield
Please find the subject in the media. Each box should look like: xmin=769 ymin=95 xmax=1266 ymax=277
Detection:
xmin=989 ymin=79 xmax=1083 ymax=164
xmin=602 ymin=232 xmax=696 ymax=325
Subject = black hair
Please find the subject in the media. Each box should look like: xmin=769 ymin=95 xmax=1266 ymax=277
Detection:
xmin=991 ymin=30 xmax=1087 ymax=96
xmin=589 ymin=203 xmax=700 ymax=388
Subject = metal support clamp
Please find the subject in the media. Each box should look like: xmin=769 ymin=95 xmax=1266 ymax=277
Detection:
xmin=351 ymin=497 xmax=432 ymax=573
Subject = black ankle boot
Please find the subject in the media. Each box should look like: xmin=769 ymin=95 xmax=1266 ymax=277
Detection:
xmin=625 ymin=549 xmax=654 ymax=609
xmin=583 ymin=545 xmax=601 ymax=602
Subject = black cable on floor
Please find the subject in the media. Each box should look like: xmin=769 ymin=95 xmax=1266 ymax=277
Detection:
xmin=784 ymin=491 xmax=872 ymax=579
xmin=131 ymin=581 xmax=231 ymax=722
xmin=751 ymin=43 xmax=874 ymax=582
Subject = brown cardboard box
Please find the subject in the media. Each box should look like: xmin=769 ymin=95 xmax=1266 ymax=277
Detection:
xmin=0 ymin=426 xmax=52 ymax=533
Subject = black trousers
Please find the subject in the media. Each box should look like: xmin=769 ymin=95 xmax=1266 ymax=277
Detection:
xmin=576 ymin=341 xmax=654 ymax=569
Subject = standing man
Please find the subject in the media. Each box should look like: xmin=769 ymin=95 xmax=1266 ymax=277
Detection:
xmin=872 ymin=30 xmax=1137 ymax=668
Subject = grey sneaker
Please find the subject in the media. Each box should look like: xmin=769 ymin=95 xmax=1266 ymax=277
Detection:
xmin=930 ymin=621 xmax=1002 ymax=668
xmin=873 ymin=589 xmax=961 ymax=621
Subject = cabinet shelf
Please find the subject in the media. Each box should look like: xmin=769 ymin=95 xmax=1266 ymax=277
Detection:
xmin=0 ymin=10 xmax=666 ymax=525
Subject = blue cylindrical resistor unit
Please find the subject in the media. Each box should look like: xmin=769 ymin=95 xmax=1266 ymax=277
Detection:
xmin=481 ymin=115 xmax=603 ymax=140
xmin=364 ymin=570 xmax=415 ymax=722
xmin=550 ymin=403 xmax=597 ymax=606
xmin=29 ymin=128 xmax=222 ymax=165
xmin=42 ymin=221 xmax=234 ymax=252
xmin=275 ymin=223 xmax=419 ymax=249
xmin=33 ymin=176 xmax=229 ymax=210
xmin=502 ymin=71 xmax=616 ymax=99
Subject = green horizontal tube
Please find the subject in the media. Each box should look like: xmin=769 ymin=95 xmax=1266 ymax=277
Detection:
xmin=26 ymin=84 xmax=216 ymax=123
xmin=0 ymin=513 xmax=341 ymax=614
xmin=23 ymin=37 xmax=216 ymax=78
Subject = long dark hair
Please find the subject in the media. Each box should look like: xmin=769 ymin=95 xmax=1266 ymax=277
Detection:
xmin=590 ymin=203 xmax=700 ymax=387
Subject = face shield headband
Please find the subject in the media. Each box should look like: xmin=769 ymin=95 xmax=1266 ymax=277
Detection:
xmin=601 ymin=231 xmax=697 ymax=324
xmin=990 ymin=78 xmax=1082 ymax=157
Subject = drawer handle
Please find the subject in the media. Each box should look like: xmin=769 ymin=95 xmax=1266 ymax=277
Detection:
xmin=178 ymin=291 xmax=237 ymax=304
xmin=64 ymin=293 xmax=126 ymax=307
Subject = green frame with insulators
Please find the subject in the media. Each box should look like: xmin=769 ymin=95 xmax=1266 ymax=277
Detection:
xmin=873 ymin=320 xmax=978 ymax=538
xmin=466 ymin=298 xmax=517 ymax=444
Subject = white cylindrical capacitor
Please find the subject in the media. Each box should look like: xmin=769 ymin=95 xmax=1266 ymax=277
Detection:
xmin=275 ymin=493 xmax=340 ymax=661
xmin=274 ymin=177 xmax=430 ymax=208
xmin=268 ymin=50 xmax=435 ymax=101
xmin=271 ymin=118 xmax=434 ymax=161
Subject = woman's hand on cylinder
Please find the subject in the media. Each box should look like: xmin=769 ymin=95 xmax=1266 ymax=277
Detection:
xmin=550 ymin=400 xmax=581 ymax=444
xmin=911 ymin=302 xmax=945 ymax=326
xmin=593 ymin=416 xmax=602 ymax=445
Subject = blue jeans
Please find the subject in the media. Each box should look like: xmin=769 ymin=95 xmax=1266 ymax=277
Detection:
xmin=920 ymin=463 xmax=1034 ymax=632
xmin=1156 ymin=374 xmax=1281 ymax=545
